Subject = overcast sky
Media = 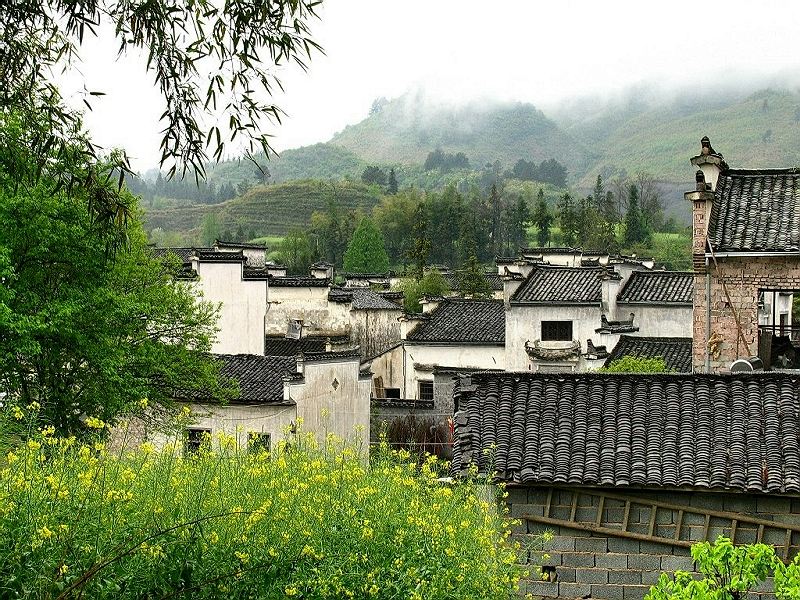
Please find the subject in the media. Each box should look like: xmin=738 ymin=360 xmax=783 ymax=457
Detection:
xmin=65 ymin=0 xmax=800 ymax=171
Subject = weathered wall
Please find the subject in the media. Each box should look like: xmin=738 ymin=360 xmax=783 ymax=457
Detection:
xmin=291 ymin=357 xmax=371 ymax=450
xmin=505 ymin=305 xmax=598 ymax=371
xmin=350 ymin=309 xmax=402 ymax=358
xmin=368 ymin=343 xmax=404 ymax=394
xmin=194 ymin=262 xmax=267 ymax=355
xmin=692 ymin=256 xmax=800 ymax=372
xmin=403 ymin=343 xmax=505 ymax=397
xmin=623 ymin=305 xmax=693 ymax=338
xmin=509 ymin=485 xmax=800 ymax=600
xmin=265 ymin=286 xmax=350 ymax=338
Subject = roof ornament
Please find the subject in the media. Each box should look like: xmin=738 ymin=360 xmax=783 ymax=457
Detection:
xmin=695 ymin=170 xmax=709 ymax=192
xmin=700 ymin=135 xmax=715 ymax=156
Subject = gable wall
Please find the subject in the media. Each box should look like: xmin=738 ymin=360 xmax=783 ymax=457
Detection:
xmin=195 ymin=262 xmax=267 ymax=355
xmin=265 ymin=286 xmax=350 ymax=338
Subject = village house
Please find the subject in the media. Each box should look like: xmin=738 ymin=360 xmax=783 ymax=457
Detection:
xmin=132 ymin=350 xmax=371 ymax=454
xmin=502 ymin=262 xmax=693 ymax=372
xmin=687 ymin=136 xmax=800 ymax=372
xmin=451 ymin=370 xmax=800 ymax=600
xmin=364 ymin=297 xmax=505 ymax=442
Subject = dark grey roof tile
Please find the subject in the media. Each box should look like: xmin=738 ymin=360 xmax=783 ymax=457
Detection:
xmin=407 ymin=299 xmax=504 ymax=344
xmin=709 ymin=169 xmax=800 ymax=252
xmin=510 ymin=266 xmax=602 ymax=304
xmin=451 ymin=372 xmax=800 ymax=493
xmin=617 ymin=271 xmax=694 ymax=305
xmin=604 ymin=335 xmax=693 ymax=373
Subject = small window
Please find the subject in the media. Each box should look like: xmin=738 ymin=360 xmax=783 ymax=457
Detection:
xmin=541 ymin=320 xmax=573 ymax=342
xmin=418 ymin=381 xmax=434 ymax=401
xmin=248 ymin=432 xmax=271 ymax=454
xmin=185 ymin=428 xmax=211 ymax=455
xmin=383 ymin=387 xmax=401 ymax=399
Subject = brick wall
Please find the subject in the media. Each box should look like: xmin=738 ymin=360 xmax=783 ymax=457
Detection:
xmin=508 ymin=486 xmax=800 ymax=600
xmin=692 ymin=256 xmax=800 ymax=372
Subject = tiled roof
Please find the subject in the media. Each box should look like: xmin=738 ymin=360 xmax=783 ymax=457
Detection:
xmin=406 ymin=299 xmax=504 ymax=345
xmin=444 ymin=271 xmax=504 ymax=292
xmin=214 ymin=240 xmax=267 ymax=250
xmin=183 ymin=354 xmax=296 ymax=405
xmin=451 ymin=372 xmax=800 ymax=493
xmin=268 ymin=276 xmax=330 ymax=287
xmin=605 ymin=335 xmax=693 ymax=373
xmin=519 ymin=247 xmax=581 ymax=255
xmin=709 ymin=169 xmax=800 ymax=252
xmin=617 ymin=271 xmax=693 ymax=305
xmin=264 ymin=336 xmax=328 ymax=356
xmin=302 ymin=349 xmax=362 ymax=362
xmin=327 ymin=288 xmax=402 ymax=310
xmin=151 ymin=247 xmax=212 ymax=264
xmin=510 ymin=266 xmax=602 ymax=305
xmin=196 ymin=250 xmax=246 ymax=262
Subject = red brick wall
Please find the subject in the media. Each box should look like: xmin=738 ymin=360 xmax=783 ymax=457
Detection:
xmin=693 ymin=256 xmax=800 ymax=372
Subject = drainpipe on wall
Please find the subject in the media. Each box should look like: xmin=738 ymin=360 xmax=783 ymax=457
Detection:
xmin=705 ymin=257 xmax=711 ymax=373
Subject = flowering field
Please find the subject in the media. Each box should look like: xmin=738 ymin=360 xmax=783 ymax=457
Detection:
xmin=0 ymin=408 xmax=523 ymax=599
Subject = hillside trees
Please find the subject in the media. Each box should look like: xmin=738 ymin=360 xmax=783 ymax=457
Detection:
xmin=3 ymin=0 xmax=322 ymax=179
xmin=424 ymin=149 xmax=471 ymax=172
xmin=532 ymin=188 xmax=553 ymax=247
xmin=373 ymin=190 xmax=422 ymax=264
xmin=0 ymin=111 xmax=224 ymax=435
xmin=387 ymin=168 xmax=399 ymax=194
xmin=277 ymin=229 xmax=314 ymax=275
xmin=342 ymin=217 xmax=390 ymax=273
xmin=508 ymin=158 xmax=569 ymax=187
xmin=624 ymin=184 xmax=651 ymax=247
xmin=361 ymin=165 xmax=387 ymax=186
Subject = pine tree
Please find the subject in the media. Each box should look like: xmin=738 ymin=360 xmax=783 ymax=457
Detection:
xmin=532 ymin=188 xmax=552 ymax=247
xmin=458 ymin=252 xmax=493 ymax=299
xmin=406 ymin=203 xmax=431 ymax=280
xmin=387 ymin=168 xmax=398 ymax=195
xmin=343 ymin=217 xmax=390 ymax=273
xmin=557 ymin=192 xmax=578 ymax=246
xmin=623 ymin=184 xmax=650 ymax=247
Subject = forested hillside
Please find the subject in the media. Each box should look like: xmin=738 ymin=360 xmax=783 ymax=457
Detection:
xmin=143 ymin=180 xmax=381 ymax=243
xmin=329 ymin=93 xmax=592 ymax=172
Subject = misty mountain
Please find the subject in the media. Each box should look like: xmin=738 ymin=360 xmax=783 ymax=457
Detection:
xmin=329 ymin=92 xmax=592 ymax=174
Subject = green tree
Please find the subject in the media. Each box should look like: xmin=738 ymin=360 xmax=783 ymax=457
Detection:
xmin=406 ymin=203 xmax=432 ymax=280
xmin=503 ymin=192 xmax=530 ymax=255
xmin=0 ymin=111 xmax=225 ymax=436
xmin=343 ymin=217 xmax=390 ymax=273
xmin=532 ymin=188 xmax=553 ymax=247
xmin=458 ymin=254 xmax=493 ymax=299
xmin=361 ymin=166 xmax=387 ymax=186
xmin=277 ymin=229 xmax=314 ymax=275
xmin=557 ymin=193 xmax=578 ymax=247
xmin=396 ymin=270 xmax=450 ymax=313
xmin=4 ymin=0 xmax=322 ymax=179
xmin=387 ymin=168 xmax=399 ymax=195
xmin=624 ymin=184 xmax=650 ymax=247
xmin=373 ymin=189 xmax=421 ymax=263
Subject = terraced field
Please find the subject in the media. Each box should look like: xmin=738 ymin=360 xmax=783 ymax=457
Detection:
xmin=143 ymin=180 xmax=382 ymax=241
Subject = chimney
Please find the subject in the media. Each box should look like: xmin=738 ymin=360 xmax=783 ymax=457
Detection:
xmin=599 ymin=267 xmax=622 ymax=317
xmin=399 ymin=313 xmax=426 ymax=340
xmin=690 ymin=136 xmax=728 ymax=192
xmin=684 ymin=167 xmax=716 ymax=272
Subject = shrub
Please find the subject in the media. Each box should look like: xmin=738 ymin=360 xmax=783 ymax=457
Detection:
xmin=0 ymin=405 xmax=524 ymax=599
xmin=599 ymin=355 xmax=672 ymax=373
xmin=646 ymin=536 xmax=800 ymax=600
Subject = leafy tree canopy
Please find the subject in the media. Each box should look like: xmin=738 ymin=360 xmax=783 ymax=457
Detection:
xmin=396 ymin=270 xmax=450 ymax=313
xmin=0 ymin=110 xmax=226 ymax=436
xmin=342 ymin=217 xmax=390 ymax=273
xmin=2 ymin=0 xmax=322 ymax=180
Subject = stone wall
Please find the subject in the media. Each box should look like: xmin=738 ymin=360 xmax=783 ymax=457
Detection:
xmin=692 ymin=256 xmax=800 ymax=372
xmin=508 ymin=485 xmax=800 ymax=600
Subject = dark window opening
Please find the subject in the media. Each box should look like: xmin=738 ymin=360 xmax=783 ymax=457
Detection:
xmin=418 ymin=381 xmax=434 ymax=401
xmin=185 ymin=428 xmax=211 ymax=455
xmin=758 ymin=289 xmax=800 ymax=370
xmin=383 ymin=387 xmax=401 ymax=399
xmin=248 ymin=432 xmax=271 ymax=454
xmin=541 ymin=320 xmax=573 ymax=342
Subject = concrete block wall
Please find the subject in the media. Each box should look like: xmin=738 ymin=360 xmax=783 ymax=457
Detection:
xmin=509 ymin=486 xmax=800 ymax=600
